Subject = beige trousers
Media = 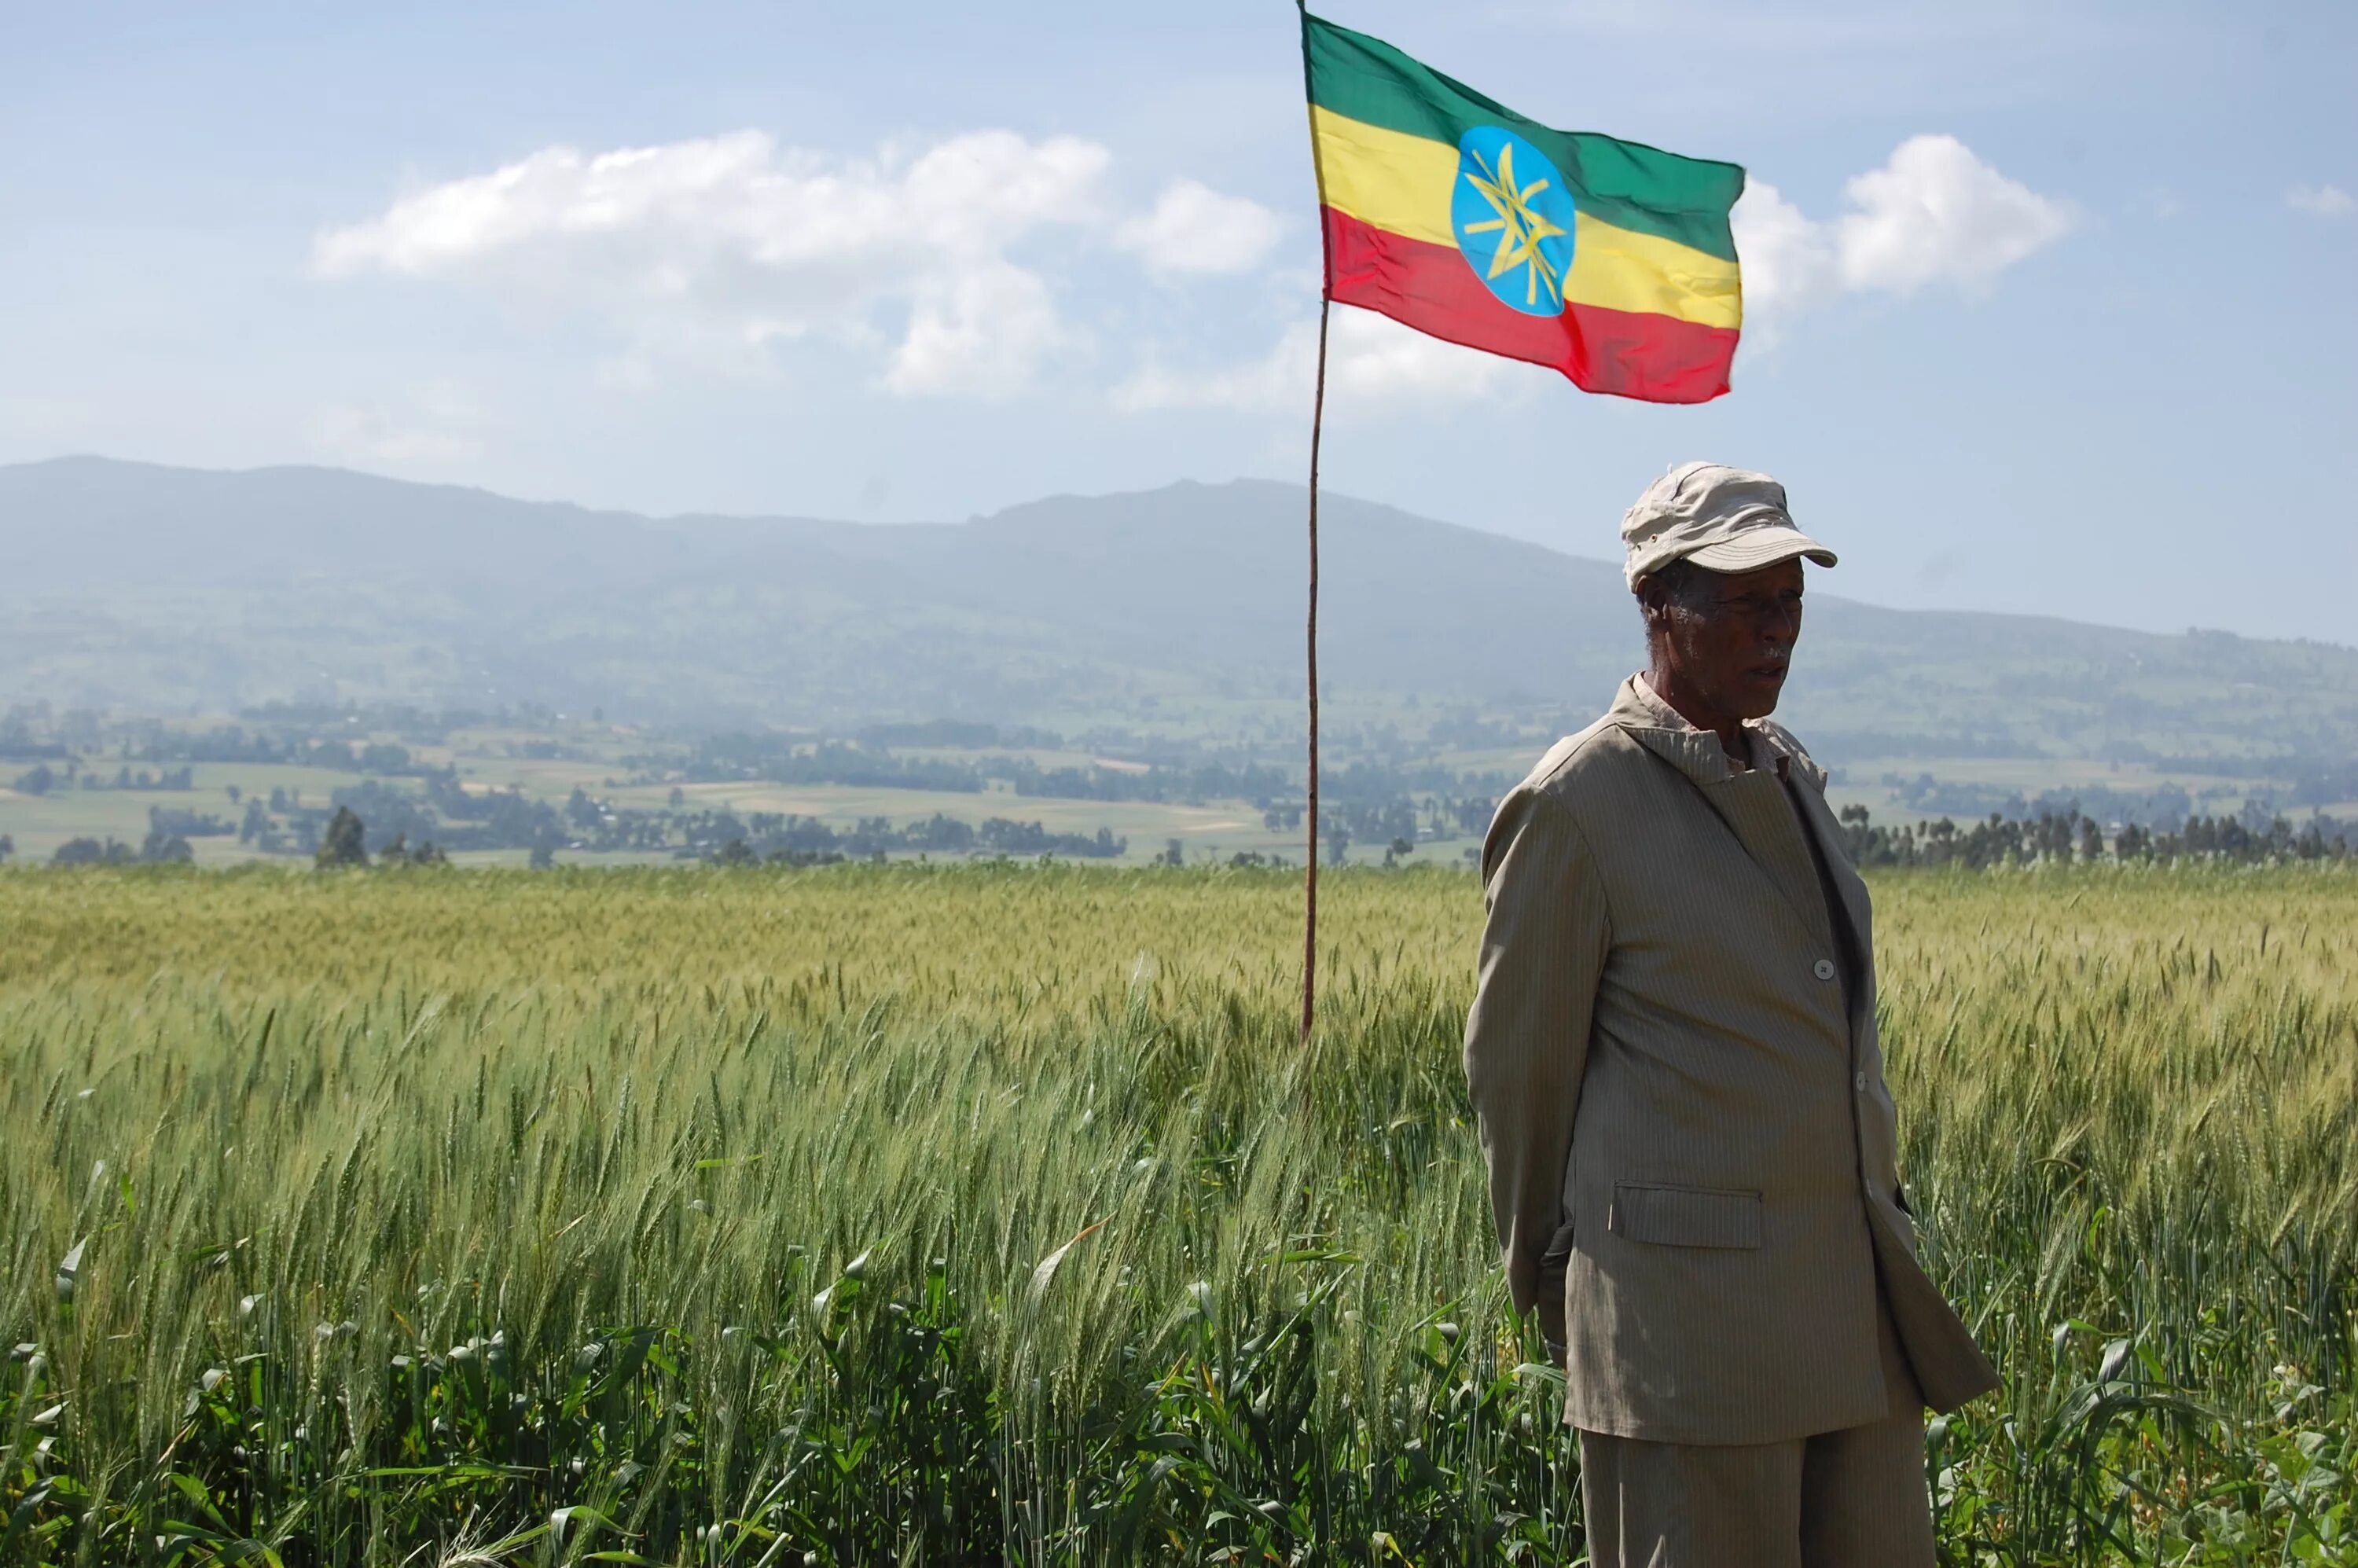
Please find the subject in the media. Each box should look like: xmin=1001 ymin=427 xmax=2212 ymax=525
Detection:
xmin=1576 ymin=1292 xmax=1935 ymax=1568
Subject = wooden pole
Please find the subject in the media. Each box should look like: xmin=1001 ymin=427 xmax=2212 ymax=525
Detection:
xmin=1302 ymin=292 xmax=1331 ymax=1044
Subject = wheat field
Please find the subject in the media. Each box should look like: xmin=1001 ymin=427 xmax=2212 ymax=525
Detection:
xmin=2 ymin=863 xmax=2352 ymax=1564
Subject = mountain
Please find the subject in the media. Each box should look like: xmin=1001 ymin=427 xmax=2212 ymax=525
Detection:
xmin=4 ymin=454 xmax=2354 ymax=770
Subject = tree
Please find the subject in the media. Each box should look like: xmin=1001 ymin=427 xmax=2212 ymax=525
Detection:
xmin=141 ymin=828 xmax=194 ymax=864
xmin=316 ymin=806 xmax=368 ymax=868
xmin=54 ymin=837 xmax=135 ymax=866
xmin=373 ymin=832 xmax=446 ymax=868
xmin=0 ymin=833 xmax=13 ymax=863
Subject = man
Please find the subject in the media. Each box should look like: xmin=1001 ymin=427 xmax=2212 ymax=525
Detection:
xmin=1463 ymin=462 xmax=1999 ymax=1566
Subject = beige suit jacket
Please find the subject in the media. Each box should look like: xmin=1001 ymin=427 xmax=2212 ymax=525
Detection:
xmin=1464 ymin=675 xmax=1999 ymax=1445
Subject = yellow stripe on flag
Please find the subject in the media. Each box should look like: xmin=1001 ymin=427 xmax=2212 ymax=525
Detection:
xmin=1310 ymin=105 xmax=1456 ymax=246
xmin=1569 ymin=213 xmax=1742 ymax=329
xmin=1309 ymin=105 xmax=1743 ymax=331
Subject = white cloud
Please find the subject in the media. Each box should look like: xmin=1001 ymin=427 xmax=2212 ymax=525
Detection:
xmin=1113 ymin=323 xmax=1308 ymax=414
xmin=2286 ymin=184 xmax=2354 ymax=218
xmin=1728 ymin=180 xmax=1840 ymax=318
xmin=1113 ymin=180 xmax=1284 ymax=277
xmin=309 ymin=382 xmax=484 ymax=464
xmin=315 ymin=128 xmax=1111 ymax=398
xmin=1328 ymin=311 xmax=1530 ymax=404
xmin=887 ymin=262 xmax=1069 ymax=397
xmin=1835 ymin=134 xmax=2076 ymax=294
xmin=1112 ymin=309 xmax=1530 ymax=414
xmin=1732 ymin=134 xmax=2073 ymax=331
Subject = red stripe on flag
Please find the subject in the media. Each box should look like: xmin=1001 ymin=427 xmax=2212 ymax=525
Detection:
xmin=1321 ymin=207 xmax=1737 ymax=405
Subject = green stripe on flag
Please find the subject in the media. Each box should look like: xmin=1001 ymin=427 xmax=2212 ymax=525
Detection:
xmin=1304 ymin=13 xmax=1745 ymax=263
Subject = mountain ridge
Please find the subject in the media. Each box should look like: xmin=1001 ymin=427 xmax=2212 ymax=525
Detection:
xmin=4 ymin=455 xmax=2354 ymax=769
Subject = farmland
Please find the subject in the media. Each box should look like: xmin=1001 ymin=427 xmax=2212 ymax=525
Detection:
xmin=3 ymin=863 xmax=2354 ymax=1564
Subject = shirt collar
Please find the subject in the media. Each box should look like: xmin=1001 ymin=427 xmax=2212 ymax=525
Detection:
xmin=1611 ymin=673 xmax=1794 ymax=786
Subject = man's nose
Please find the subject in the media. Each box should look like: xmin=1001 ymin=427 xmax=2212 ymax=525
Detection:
xmin=1762 ymin=604 xmax=1799 ymax=644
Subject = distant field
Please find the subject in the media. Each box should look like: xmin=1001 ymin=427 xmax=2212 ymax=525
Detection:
xmin=0 ymin=762 xmax=362 ymax=864
xmin=14 ymin=719 xmax=2347 ymax=877
xmin=0 ymin=747 xmax=1482 ymax=868
xmin=2 ymin=864 xmax=2351 ymax=1562
xmin=0 ymin=775 xmax=1429 ymax=868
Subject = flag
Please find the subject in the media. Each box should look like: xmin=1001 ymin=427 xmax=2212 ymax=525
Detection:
xmin=1302 ymin=11 xmax=1746 ymax=403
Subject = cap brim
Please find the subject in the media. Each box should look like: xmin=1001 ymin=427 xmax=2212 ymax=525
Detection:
xmin=1684 ymin=527 xmax=1837 ymax=573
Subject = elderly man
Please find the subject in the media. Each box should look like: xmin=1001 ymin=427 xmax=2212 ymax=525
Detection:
xmin=1464 ymin=462 xmax=1998 ymax=1566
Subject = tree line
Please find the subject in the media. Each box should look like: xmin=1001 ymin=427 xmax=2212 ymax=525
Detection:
xmin=292 ymin=802 xmax=1130 ymax=869
xmin=1837 ymin=806 xmax=2352 ymax=868
xmin=703 ymin=812 xmax=1126 ymax=866
xmin=658 ymin=730 xmax=1522 ymax=814
xmin=10 ymin=761 xmax=199 ymax=794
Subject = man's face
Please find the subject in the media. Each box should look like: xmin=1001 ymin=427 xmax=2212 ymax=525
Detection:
xmin=1652 ymin=558 xmax=1806 ymax=721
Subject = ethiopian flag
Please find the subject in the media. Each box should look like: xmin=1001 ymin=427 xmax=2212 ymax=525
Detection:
xmin=1302 ymin=12 xmax=1746 ymax=403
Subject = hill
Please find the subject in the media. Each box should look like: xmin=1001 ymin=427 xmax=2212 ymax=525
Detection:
xmin=3 ymin=455 xmax=2355 ymax=777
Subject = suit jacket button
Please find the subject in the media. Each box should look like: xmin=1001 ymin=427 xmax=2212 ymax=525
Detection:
xmin=1813 ymin=958 xmax=1837 ymax=982
xmin=1855 ymin=1070 xmax=1866 ymax=1092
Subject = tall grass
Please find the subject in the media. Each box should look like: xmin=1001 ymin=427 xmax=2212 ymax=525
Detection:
xmin=2 ymin=863 xmax=2352 ymax=1564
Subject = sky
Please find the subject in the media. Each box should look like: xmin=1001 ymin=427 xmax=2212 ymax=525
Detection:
xmin=3 ymin=0 xmax=2354 ymax=644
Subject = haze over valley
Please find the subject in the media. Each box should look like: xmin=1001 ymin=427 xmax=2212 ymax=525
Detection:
xmin=3 ymin=455 xmax=2352 ymax=868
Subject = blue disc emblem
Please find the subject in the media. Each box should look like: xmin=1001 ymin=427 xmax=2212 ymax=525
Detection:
xmin=1451 ymin=126 xmax=1578 ymax=317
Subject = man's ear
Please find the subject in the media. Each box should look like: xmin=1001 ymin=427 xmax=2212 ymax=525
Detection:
xmin=1633 ymin=575 xmax=1669 ymax=633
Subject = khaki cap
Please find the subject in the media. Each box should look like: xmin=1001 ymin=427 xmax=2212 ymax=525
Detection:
xmin=1621 ymin=461 xmax=1836 ymax=589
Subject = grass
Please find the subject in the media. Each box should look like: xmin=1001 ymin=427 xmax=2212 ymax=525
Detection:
xmin=2 ymin=862 xmax=2352 ymax=1564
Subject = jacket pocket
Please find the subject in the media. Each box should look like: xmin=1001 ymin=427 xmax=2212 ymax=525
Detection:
xmin=1609 ymin=1182 xmax=1764 ymax=1250
xmin=1534 ymin=1217 xmax=1578 ymax=1364
xmin=1538 ymin=1217 xmax=1578 ymax=1275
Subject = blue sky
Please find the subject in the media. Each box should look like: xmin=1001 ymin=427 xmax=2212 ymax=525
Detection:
xmin=4 ymin=0 xmax=2352 ymax=644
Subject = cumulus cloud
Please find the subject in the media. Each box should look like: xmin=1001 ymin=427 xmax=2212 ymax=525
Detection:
xmin=2286 ymin=183 xmax=2354 ymax=218
xmin=315 ymin=128 xmax=1111 ymax=398
xmin=1112 ymin=309 xmax=1529 ymax=414
xmin=1836 ymin=134 xmax=2076 ymax=292
xmin=887 ymin=263 xmax=1068 ymax=396
xmin=1113 ymin=180 xmax=1285 ymax=277
xmin=1733 ymin=134 xmax=2073 ymax=329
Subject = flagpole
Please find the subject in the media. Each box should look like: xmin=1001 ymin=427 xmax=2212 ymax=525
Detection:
xmin=1302 ymin=292 xmax=1329 ymax=1044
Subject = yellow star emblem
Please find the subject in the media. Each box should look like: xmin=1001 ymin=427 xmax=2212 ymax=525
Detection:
xmin=1460 ymin=142 xmax=1570 ymax=310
